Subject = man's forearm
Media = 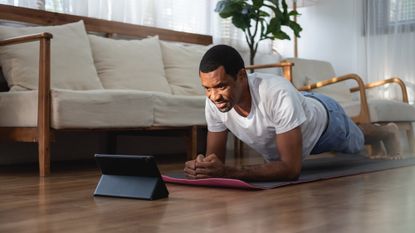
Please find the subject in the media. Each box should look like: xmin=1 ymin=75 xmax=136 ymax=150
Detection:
xmin=224 ymin=161 xmax=301 ymax=181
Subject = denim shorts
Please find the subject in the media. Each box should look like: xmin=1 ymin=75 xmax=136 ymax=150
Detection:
xmin=301 ymin=92 xmax=364 ymax=154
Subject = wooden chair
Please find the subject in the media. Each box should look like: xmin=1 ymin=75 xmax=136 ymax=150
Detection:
xmin=285 ymin=57 xmax=415 ymax=154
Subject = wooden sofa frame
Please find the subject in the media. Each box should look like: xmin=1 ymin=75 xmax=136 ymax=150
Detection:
xmin=0 ymin=4 xmax=293 ymax=176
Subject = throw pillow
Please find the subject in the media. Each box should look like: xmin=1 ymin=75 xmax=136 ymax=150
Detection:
xmin=0 ymin=21 xmax=103 ymax=90
xmin=88 ymin=35 xmax=171 ymax=94
xmin=160 ymin=41 xmax=209 ymax=96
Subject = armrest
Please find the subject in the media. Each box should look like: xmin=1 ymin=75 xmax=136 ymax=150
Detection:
xmin=0 ymin=32 xmax=53 ymax=149
xmin=350 ymin=77 xmax=409 ymax=103
xmin=245 ymin=62 xmax=294 ymax=83
xmin=298 ymin=73 xmax=371 ymax=124
xmin=0 ymin=32 xmax=52 ymax=46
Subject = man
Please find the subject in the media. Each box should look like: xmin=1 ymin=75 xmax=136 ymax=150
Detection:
xmin=184 ymin=45 xmax=401 ymax=181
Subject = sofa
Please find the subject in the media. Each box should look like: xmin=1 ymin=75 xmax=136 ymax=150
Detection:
xmin=0 ymin=5 xmax=293 ymax=176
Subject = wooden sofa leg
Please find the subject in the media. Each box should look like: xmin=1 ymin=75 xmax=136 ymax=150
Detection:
xmin=38 ymin=131 xmax=51 ymax=177
xmin=186 ymin=126 xmax=198 ymax=161
xmin=37 ymin=36 xmax=52 ymax=177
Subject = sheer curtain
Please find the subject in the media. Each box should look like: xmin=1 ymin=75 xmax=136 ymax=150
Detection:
xmin=56 ymin=0 xmax=269 ymax=54
xmin=0 ymin=0 xmax=272 ymax=55
xmin=0 ymin=0 xmax=43 ymax=9
xmin=364 ymin=0 xmax=415 ymax=103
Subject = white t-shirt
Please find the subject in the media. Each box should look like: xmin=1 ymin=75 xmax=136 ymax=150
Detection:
xmin=205 ymin=73 xmax=327 ymax=161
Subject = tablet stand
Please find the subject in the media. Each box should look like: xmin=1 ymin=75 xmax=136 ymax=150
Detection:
xmin=93 ymin=154 xmax=169 ymax=200
xmin=94 ymin=174 xmax=168 ymax=200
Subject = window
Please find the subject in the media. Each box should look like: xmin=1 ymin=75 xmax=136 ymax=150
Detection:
xmin=389 ymin=0 xmax=415 ymax=24
xmin=365 ymin=0 xmax=415 ymax=35
xmin=45 ymin=0 xmax=64 ymax=12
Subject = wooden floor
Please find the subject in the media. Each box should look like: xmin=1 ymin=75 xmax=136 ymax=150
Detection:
xmin=1 ymin=151 xmax=415 ymax=233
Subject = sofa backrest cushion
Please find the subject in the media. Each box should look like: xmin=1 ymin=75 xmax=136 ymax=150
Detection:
xmin=160 ymin=41 xmax=209 ymax=96
xmin=0 ymin=21 xmax=103 ymax=90
xmin=240 ymin=51 xmax=282 ymax=75
xmin=285 ymin=57 xmax=353 ymax=104
xmin=89 ymin=35 xmax=172 ymax=94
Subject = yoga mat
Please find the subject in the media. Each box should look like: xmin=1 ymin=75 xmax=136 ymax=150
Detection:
xmin=162 ymin=154 xmax=415 ymax=190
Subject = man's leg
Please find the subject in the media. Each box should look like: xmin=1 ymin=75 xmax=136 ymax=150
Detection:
xmin=358 ymin=123 xmax=402 ymax=159
xmin=302 ymin=92 xmax=364 ymax=155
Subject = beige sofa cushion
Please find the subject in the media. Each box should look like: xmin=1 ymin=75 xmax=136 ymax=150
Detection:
xmin=160 ymin=41 xmax=208 ymax=96
xmin=51 ymin=89 xmax=154 ymax=129
xmin=0 ymin=91 xmax=38 ymax=127
xmin=341 ymin=99 xmax=415 ymax=122
xmin=241 ymin=51 xmax=282 ymax=75
xmin=153 ymin=93 xmax=206 ymax=126
xmin=366 ymin=99 xmax=415 ymax=122
xmin=0 ymin=21 xmax=103 ymax=90
xmin=0 ymin=90 xmax=155 ymax=128
xmin=285 ymin=58 xmax=353 ymax=104
xmin=89 ymin=35 xmax=171 ymax=94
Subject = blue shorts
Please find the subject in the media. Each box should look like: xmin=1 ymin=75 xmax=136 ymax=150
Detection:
xmin=301 ymin=92 xmax=364 ymax=154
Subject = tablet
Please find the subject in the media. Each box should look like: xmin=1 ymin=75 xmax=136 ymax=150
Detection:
xmin=94 ymin=154 xmax=169 ymax=200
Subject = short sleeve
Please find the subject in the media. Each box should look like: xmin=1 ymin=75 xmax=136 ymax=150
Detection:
xmin=205 ymin=98 xmax=227 ymax=132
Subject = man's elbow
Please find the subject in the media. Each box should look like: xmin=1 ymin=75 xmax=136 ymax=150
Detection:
xmin=270 ymin=167 xmax=301 ymax=181
xmin=285 ymin=166 xmax=301 ymax=181
xmin=287 ymin=170 xmax=300 ymax=180
xmin=286 ymin=165 xmax=301 ymax=180
xmin=268 ymin=162 xmax=302 ymax=181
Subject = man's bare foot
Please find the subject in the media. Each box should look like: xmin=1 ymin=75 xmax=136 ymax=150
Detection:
xmin=382 ymin=123 xmax=403 ymax=159
xmin=369 ymin=123 xmax=403 ymax=160
xmin=367 ymin=141 xmax=401 ymax=160
xmin=361 ymin=123 xmax=403 ymax=160
xmin=368 ymin=141 xmax=386 ymax=158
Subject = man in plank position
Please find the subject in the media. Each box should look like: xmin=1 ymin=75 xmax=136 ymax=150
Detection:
xmin=184 ymin=44 xmax=401 ymax=181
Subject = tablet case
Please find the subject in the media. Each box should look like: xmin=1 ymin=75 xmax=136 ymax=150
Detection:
xmin=94 ymin=154 xmax=169 ymax=200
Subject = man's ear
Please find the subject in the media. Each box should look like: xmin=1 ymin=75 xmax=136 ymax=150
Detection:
xmin=237 ymin=68 xmax=247 ymax=81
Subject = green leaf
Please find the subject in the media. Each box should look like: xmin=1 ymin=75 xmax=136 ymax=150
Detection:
xmin=216 ymin=0 xmax=244 ymax=18
xmin=288 ymin=10 xmax=301 ymax=17
xmin=252 ymin=0 xmax=263 ymax=9
xmin=273 ymin=31 xmax=290 ymax=40
xmin=270 ymin=5 xmax=282 ymax=19
xmin=242 ymin=4 xmax=253 ymax=17
xmin=288 ymin=21 xmax=303 ymax=37
xmin=232 ymin=13 xmax=251 ymax=29
xmin=214 ymin=0 xmax=227 ymax=13
xmin=281 ymin=0 xmax=288 ymax=12
xmin=268 ymin=17 xmax=281 ymax=35
xmin=259 ymin=10 xmax=270 ymax=17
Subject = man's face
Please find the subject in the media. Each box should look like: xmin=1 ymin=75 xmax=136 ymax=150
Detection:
xmin=199 ymin=66 xmax=243 ymax=113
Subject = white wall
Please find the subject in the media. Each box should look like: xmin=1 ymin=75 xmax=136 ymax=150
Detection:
xmin=277 ymin=0 xmax=365 ymax=78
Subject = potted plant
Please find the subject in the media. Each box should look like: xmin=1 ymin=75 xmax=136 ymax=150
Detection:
xmin=215 ymin=0 xmax=302 ymax=65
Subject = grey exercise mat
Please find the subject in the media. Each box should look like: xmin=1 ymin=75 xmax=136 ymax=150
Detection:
xmin=163 ymin=154 xmax=415 ymax=190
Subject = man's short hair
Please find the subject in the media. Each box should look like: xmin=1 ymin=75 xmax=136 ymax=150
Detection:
xmin=199 ymin=44 xmax=245 ymax=79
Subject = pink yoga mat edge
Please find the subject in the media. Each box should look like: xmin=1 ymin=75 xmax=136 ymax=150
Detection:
xmin=162 ymin=175 xmax=266 ymax=190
